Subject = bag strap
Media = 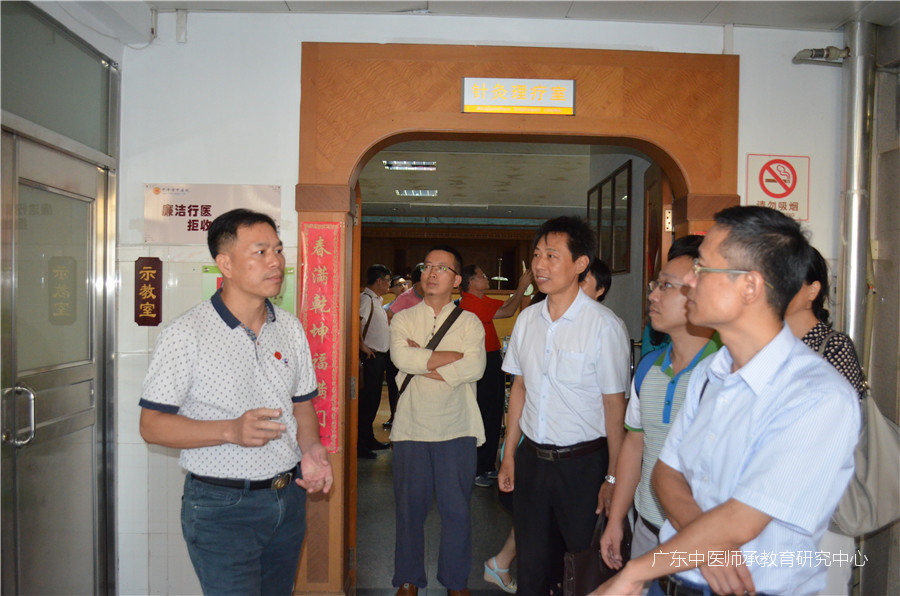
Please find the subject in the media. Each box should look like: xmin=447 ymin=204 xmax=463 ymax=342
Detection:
xmin=816 ymin=329 xmax=839 ymax=356
xmin=634 ymin=348 xmax=666 ymax=397
xmin=361 ymin=294 xmax=375 ymax=341
xmin=397 ymin=307 xmax=465 ymax=398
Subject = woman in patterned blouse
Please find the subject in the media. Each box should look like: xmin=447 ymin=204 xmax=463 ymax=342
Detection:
xmin=784 ymin=246 xmax=865 ymax=395
xmin=784 ymin=245 xmax=862 ymax=596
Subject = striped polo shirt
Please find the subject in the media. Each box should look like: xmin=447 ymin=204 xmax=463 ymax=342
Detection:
xmin=624 ymin=337 xmax=721 ymax=527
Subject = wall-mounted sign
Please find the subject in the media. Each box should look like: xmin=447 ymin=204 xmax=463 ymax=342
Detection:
xmin=462 ymin=77 xmax=575 ymax=115
xmin=299 ymin=222 xmax=344 ymax=453
xmin=143 ymin=183 xmax=281 ymax=244
xmin=746 ymin=154 xmax=810 ymax=221
xmin=201 ymin=265 xmax=296 ymax=314
xmin=49 ymin=256 xmax=76 ymax=325
xmin=134 ymin=257 xmax=163 ymax=326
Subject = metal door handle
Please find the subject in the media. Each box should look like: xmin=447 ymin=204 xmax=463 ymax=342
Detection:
xmin=2 ymin=384 xmax=36 ymax=448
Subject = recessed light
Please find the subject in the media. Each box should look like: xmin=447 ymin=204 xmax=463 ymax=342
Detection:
xmin=395 ymin=189 xmax=438 ymax=197
xmin=384 ymin=160 xmax=437 ymax=171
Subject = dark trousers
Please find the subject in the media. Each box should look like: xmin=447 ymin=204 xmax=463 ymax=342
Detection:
xmin=359 ymin=351 xmax=387 ymax=445
xmin=513 ymin=437 xmax=609 ymax=596
xmin=392 ymin=437 xmax=477 ymax=590
xmin=386 ymin=351 xmax=400 ymax=420
xmin=475 ymin=350 xmax=506 ymax=475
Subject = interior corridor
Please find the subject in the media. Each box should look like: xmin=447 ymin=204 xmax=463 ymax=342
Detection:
xmin=356 ymin=389 xmax=515 ymax=595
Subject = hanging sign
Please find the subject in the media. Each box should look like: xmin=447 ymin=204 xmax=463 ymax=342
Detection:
xmin=299 ymin=222 xmax=344 ymax=453
xmin=746 ymin=154 xmax=810 ymax=220
xmin=134 ymin=257 xmax=163 ymax=326
xmin=143 ymin=183 xmax=281 ymax=244
xmin=462 ymin=77 xmax=575 ymax=115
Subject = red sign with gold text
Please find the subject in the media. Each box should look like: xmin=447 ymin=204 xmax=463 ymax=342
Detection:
xmin=299 ymin=222 xmax=343 ymax=453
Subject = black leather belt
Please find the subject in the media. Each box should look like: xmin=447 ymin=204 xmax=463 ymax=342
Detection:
xmin=523 ymin=436 xmax=607 ymax=461
xmin=656 ymin=575 xmax=706 ymax=596
xmin=640 ymin=515 xmax=661 ymax=537
xmin=192 ymin=464 xmax=298 ymax=491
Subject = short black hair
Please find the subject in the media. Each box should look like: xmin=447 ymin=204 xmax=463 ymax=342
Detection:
xmin=390 ymin=275 xmax=407 ymax=287
xmin=533 ymin=216 xmax=597 ymax=282
xmin=667 ymin=235 xmax=704 ymax=261
xmin=366 ymin=264 xmax=392 ymax=286
xmin=585 ymin=258 xmax=612 ymax=303
xmin=460 ymin=264 xmax=479 ymax=292
xmin=804 ymin=246 xmax=832 ymax=326
xmin=410 ymin=263 xmax=424 ymax=284
xmin=207 ymin=209 xmax=278 ymax=260
xmin=713 ymin=206 xmax=809 ymax=318
xmin=426 ymin=244 xmax=463 ymax=275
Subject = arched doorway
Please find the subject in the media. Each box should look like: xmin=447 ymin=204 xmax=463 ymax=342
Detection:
xmin=293 ymin=42 xmax=739 ymax=593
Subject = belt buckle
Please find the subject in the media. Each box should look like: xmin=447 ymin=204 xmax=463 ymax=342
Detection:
xmin=536 ymin=446 xmax=557 ymax=461
xmin=271 ymin=471 xmax=293 ymax=490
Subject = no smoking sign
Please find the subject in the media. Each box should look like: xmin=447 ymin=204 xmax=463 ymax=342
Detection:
xmin=746 ymin=154 xmax=809 ymax=220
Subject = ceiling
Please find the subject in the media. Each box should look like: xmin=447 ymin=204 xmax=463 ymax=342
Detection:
xmin=146 ymin=2 xmax=899 ymax=31
xmin=139 ymin=1 xmax=898 ymax=226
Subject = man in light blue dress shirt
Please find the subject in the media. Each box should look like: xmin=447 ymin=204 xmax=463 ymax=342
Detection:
xmin=596 ymin=207 xmax=859 ymax=596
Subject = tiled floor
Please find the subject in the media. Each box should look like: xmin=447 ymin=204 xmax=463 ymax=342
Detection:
xmin=356 ymin=396 xmax=516 ymax=594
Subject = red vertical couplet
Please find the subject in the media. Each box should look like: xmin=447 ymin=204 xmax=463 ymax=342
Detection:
xmin=299 ymin=222 xmax=343 ymax=453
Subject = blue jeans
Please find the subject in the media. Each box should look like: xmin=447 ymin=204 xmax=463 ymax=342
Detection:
xmin=181 ymin=473 xmax=307 ymax=596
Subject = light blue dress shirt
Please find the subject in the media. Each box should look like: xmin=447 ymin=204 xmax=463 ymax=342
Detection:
xmin=657 ymin=324 xmax=860 ymax=595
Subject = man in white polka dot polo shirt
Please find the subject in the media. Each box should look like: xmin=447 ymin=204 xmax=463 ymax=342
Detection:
xmin=140 ymin=208 xmax=333 ymax=596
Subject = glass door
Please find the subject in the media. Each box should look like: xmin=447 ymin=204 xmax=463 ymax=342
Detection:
xmin=1 ymin=133 xmax=108 ymax=595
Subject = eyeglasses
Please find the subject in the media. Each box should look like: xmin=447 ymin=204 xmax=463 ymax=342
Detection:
xmin=691 ymin=258 xmax=774 ymax=290
xmin=419 ymin=263 xmax=459 ymax=276
xmin=691 ymin=258 xmax=752 ymax=277
xmin=648 ymin=280 xmax=688 ymax=294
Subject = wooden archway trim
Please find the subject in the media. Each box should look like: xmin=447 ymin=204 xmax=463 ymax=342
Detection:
xmin=297 ymin=42 xmax=740 ymax=219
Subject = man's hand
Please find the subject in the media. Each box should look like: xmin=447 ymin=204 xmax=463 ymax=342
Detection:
xmin=599 ymin=518 xmax=626 ymax=570
xmin=297 ymin=442 xmax=334 ymax=495
xmin=423 ymin=370 xmax=445 ymax=381
xmin=699 ymin=562 xmax=756 ymax=596
xmin=224 ymin=408 xmax=287 ymax=447
xmin=498 ymin=456 xmax=515 ymax=492
xmin=361 ymin=344 xmax=375 ymax=359
xmin=597 ymin=482 xmax=614 ymax=515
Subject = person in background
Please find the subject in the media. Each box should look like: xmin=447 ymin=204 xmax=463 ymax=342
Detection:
xmin=382 ymin=274 xmax=410 ymax=430
xmin=599 ymin=236 xmax=718 ymax=575
xmin=388 ymin=263 xmax=424 ymax=321
xmin=390 ymin=246 xmax=486 ymax=596
xmin=784 ymin=245 xmax=864 ymax=596
xmin=385 ymin=275 xmax=410 ymax=311
xmin=499 ymin=216 xmax=631 ymax=595
xmin=459 ymin=264 xmax=534 ymax=487
xmin=139 ymin=209 xmax=332 ymax=595
xmin=596 ymin=206 xmax=859 ymax=596
xmin=580 ymin=257 xmax=612 ymax=302
xmin=358 ymin=264 xmax=393 ymax=459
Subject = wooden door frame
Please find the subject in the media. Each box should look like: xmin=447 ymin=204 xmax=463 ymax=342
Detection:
xmin=293 ymin=42 xmax=740 ymax=593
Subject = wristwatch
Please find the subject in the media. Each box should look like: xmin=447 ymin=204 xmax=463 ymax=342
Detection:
xmin=605 ymin=474 xmax=616 ymax=485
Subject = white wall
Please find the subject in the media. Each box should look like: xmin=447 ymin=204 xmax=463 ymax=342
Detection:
xmin=65 ymin=9 xmax=844 ymax=594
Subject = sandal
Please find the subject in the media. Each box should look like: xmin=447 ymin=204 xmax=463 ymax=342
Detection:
xmin=483 ymin=556 xmax=517 ymax=593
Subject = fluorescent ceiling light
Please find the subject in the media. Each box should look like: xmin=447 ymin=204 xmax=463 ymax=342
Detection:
xmin=395 ymin=189 xmax=438 ymax=197
xmin=384 ymin=160 xmax=437 ymax=171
